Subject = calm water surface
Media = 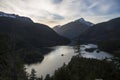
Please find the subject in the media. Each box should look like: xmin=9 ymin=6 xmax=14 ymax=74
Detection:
xmin=26 ymin=45 xmax=113 ymax=77
xmin=26 ymin=46 xmax=75 ymax=77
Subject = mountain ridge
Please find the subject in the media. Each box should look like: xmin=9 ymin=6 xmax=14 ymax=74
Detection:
xmin=78 ymin=17 xmax=120 ymax=43
xmin=53 ymin=18 xmax=93 ymax=40
xmin=0 ymin=12 xmax=70 ymax=48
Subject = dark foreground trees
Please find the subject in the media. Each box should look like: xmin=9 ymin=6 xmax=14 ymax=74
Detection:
xmin=1 ymin=34 xmax=120 ymax=80
xmin=0 ymin=34 xmax=28 ymax=80
xmin=46 ymin=56 xmax=120 ymax=80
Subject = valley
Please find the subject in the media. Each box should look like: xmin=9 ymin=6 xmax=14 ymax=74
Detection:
xmin=0 ymin=12 xmax=120 ymax=80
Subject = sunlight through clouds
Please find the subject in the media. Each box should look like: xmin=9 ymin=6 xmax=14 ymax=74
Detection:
xmin=0 ymin=0 xmax=120 ymax=27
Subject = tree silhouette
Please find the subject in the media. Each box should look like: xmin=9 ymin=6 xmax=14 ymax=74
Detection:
xmin=29 ymin=69 xmax=37 ymax=80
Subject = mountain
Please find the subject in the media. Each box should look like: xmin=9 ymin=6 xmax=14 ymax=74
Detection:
xmin=0 ymin=12 xmax=70 ymax=48
xmin=0 ymin=11 xmax=33 ymax=23
xmin=53 ymin=18 xmax=93 ymax=40
xmin=78 ymin=17 xmax=120 ymax=43
xmin=77 ymin=18 xmax=94 ymax=26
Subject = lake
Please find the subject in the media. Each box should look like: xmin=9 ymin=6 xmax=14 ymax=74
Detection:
xmin=26 ymin=44 xmax=113 ymax=78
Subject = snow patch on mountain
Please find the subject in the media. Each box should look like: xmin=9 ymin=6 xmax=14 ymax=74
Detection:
xmin=0 ymin=12 xmax=33 ymax=23
xmin=0 ymin=12 xmax=16 ymax=18
xmin=79 ymin=18 xmax=94 ymax=26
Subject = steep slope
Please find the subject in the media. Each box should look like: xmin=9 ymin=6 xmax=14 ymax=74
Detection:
xmin=79 ymin=17 xmax=120 ymax=43
xmin=53 ymin=18 xmax=93 ymax=40
xmin=0 ymin=12 xmax=70 ymax=48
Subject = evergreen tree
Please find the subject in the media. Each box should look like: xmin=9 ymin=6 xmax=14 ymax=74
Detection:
xmin=0 ymin=34 xmax=28 ymax=80
xmin=44 ymin=74 xmax=51 ymax=80
xmin=29 ymin=69 xmax=37 ymax=80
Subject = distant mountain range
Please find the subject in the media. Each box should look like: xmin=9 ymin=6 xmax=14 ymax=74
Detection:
xmin=78 ymin=17 xmax=120 ymax=44
xmin=53 ymin=17 xmax=120 ymax=45
xmin=53 ymin=18 xmax=93 ymax=40
xmin=0 ymin=12 xmax=70 ymax=48
xmin=0 ymin=11 xmax=120 ymax=47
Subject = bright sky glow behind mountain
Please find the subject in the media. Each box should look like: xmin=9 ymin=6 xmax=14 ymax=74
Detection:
xmin=0 ymin=0 xmax=120 ymax=27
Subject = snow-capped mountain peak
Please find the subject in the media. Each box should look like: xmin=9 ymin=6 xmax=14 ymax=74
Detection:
xmin=79 ymin=18 xmax=85 ymax=22
xmin=78 ymin=18 xmax=94 ymax=26
xmin=0 ymin=12 xmax=33 ymax=23
xmin=0 ymin=12 xmax=16 ymax=18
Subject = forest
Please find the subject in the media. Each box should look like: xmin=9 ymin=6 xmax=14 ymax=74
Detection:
xmin=0 ymin=34 xmax=120 ymax=80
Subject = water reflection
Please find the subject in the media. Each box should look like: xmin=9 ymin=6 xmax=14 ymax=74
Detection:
xmin=80 ymin=44 xmax=113 ymax=59
xmin=26 ymin=46 xmax=75 ymax=77
xmin=26 ymin=45 xmax=113 ymax=78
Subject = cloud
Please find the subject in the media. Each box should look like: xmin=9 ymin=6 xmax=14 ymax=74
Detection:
xmin=88 ymin=0 xmax=120 ymax=15
xmin=0 ymin=0 xmax=120 ymax=27
xmin=52 ymin=0 xmax=63 ymax=4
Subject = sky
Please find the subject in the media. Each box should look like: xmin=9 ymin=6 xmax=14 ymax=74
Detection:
xmin=0 ymin=0 xmax=120 ymax=27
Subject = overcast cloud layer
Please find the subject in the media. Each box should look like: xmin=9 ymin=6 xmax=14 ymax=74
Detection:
xmin=0 ymin=0 xmax=120 ymax=27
